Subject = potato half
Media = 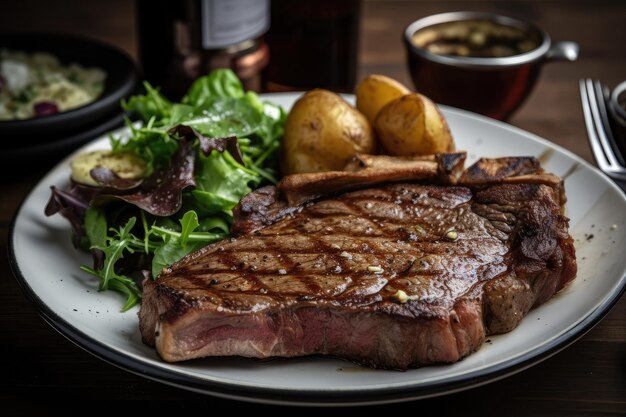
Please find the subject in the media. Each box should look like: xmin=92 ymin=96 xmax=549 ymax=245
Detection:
xmin=374 ymin=93 xmax=454 ymax=156
xmin=355 ymin=74 xmax=411 ymax=126
xmin=280 ymin=89 xmax=376 ymax=175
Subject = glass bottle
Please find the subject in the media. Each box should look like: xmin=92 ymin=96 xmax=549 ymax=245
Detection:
xmin=136 ymin=0 xmax=270 ymax=100
xmin=262 ymin=0 xmax=361 ymax=93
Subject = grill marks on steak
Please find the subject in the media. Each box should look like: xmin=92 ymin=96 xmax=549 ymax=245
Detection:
xmin=139 ymin=154 xmax=576 ymax=369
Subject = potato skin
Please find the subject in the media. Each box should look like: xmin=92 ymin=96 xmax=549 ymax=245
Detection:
xmin=374 ymin=93 xmax=454 ymax=156
xmin=355 ymin=74 xmax=411 ymax=126
xmin=280 ymin=89 xmax=376 ymax=175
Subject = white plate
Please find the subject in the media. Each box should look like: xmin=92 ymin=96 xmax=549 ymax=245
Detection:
xmin=9 ymin=93 xmax=626 ymax=406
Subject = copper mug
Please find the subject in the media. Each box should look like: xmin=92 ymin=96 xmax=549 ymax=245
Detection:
xmin=403 ymin=11 xmax=579 ymax=120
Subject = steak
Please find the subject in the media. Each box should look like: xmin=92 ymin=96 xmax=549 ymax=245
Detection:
xmin=139 ymin=153 xmax=576 ymax=369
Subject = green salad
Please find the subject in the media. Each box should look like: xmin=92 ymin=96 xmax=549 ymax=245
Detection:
xmin=45 ymin=69 xmax=286 ymax=311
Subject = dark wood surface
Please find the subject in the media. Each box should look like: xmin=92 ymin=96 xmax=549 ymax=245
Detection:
xmin=1 ymin=1 xmax=625 ymax=414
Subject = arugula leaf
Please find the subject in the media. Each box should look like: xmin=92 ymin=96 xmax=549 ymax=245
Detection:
xmin=92 ymin=217 xmax=137 ymax=290
xmin=122 ymin=81 xmax=172 ymax=122
xmin=179 ymin=210 xmax=199 ymax=247
xmin=107 ymin=277 xmax=142 ymax=312
xmin=81 ymin=217 xmax=143 ymax=312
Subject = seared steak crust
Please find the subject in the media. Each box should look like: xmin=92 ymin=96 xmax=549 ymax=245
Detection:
xmin=139 ymin=154 xmax=576 ymax=369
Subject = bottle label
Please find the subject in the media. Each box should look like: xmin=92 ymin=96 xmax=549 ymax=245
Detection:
xmin=201 ymin=0 xmax=270 ymax=49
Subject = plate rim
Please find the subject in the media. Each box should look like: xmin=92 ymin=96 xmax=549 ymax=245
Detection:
xmin=8 ymin=94 xmax=626 ymax=405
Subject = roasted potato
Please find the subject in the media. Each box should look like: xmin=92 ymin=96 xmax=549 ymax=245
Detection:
xmin=355 ymin=74 xmax=411 ymax=126
xmin=374 ymin=93 xmax=454 ymax=156
xmin=281 ymin=89 xmax=376 ymax=175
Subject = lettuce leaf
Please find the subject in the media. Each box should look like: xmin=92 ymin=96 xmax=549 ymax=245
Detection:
xmin=183 ymin=68 xmax=245 ymax=106
xmin=192 ymin=148 xmax=261 ymax=216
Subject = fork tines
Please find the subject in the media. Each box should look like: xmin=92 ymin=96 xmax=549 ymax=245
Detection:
xmin=580 ymin=78 xmax=626 ymax=181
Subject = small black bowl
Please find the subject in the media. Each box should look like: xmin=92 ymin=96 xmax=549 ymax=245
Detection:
xmin=0 ymin=32 xmax=139 ymax=138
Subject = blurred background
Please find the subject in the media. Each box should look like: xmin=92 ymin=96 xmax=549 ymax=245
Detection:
xmin=1 ymin=0 xmax=625 ymax=160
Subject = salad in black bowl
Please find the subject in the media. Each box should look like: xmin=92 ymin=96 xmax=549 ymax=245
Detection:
xmin=0 ymin=33 xmax=139 ymax=138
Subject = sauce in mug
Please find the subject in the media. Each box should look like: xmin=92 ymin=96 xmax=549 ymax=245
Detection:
xmin=411 ymin=20 xmax=540 ymax=58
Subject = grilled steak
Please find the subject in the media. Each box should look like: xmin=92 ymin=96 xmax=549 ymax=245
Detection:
xmin=139 ymin=153 xmax=576 ymax=369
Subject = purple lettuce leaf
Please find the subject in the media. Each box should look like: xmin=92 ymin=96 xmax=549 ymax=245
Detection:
xmin=44 ymin=182 xmax=101 ymax=247
xmin=89 ymin=167 xmax=144 ymax=190
xmin=92 ymin=139 xmax=196 ymax=216
xmin=168 ymin=124 xmax=244 ymax=164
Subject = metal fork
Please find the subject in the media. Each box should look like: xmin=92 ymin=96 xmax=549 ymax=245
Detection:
xmin=579 ymin=78 xmax=626 ymax=181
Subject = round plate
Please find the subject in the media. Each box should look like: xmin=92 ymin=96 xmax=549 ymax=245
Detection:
xmin=9 ymin=93 xmax=626 ymax=406
xmin=0 ymin=33 xmax=139 ymax=137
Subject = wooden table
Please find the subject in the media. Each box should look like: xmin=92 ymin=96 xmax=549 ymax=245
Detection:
xmin=1 ymin=1 xmax=625 ymax=414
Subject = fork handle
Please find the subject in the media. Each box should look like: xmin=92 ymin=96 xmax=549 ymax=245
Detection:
xmin=547 ymin=41 xmax=579 ymax=62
